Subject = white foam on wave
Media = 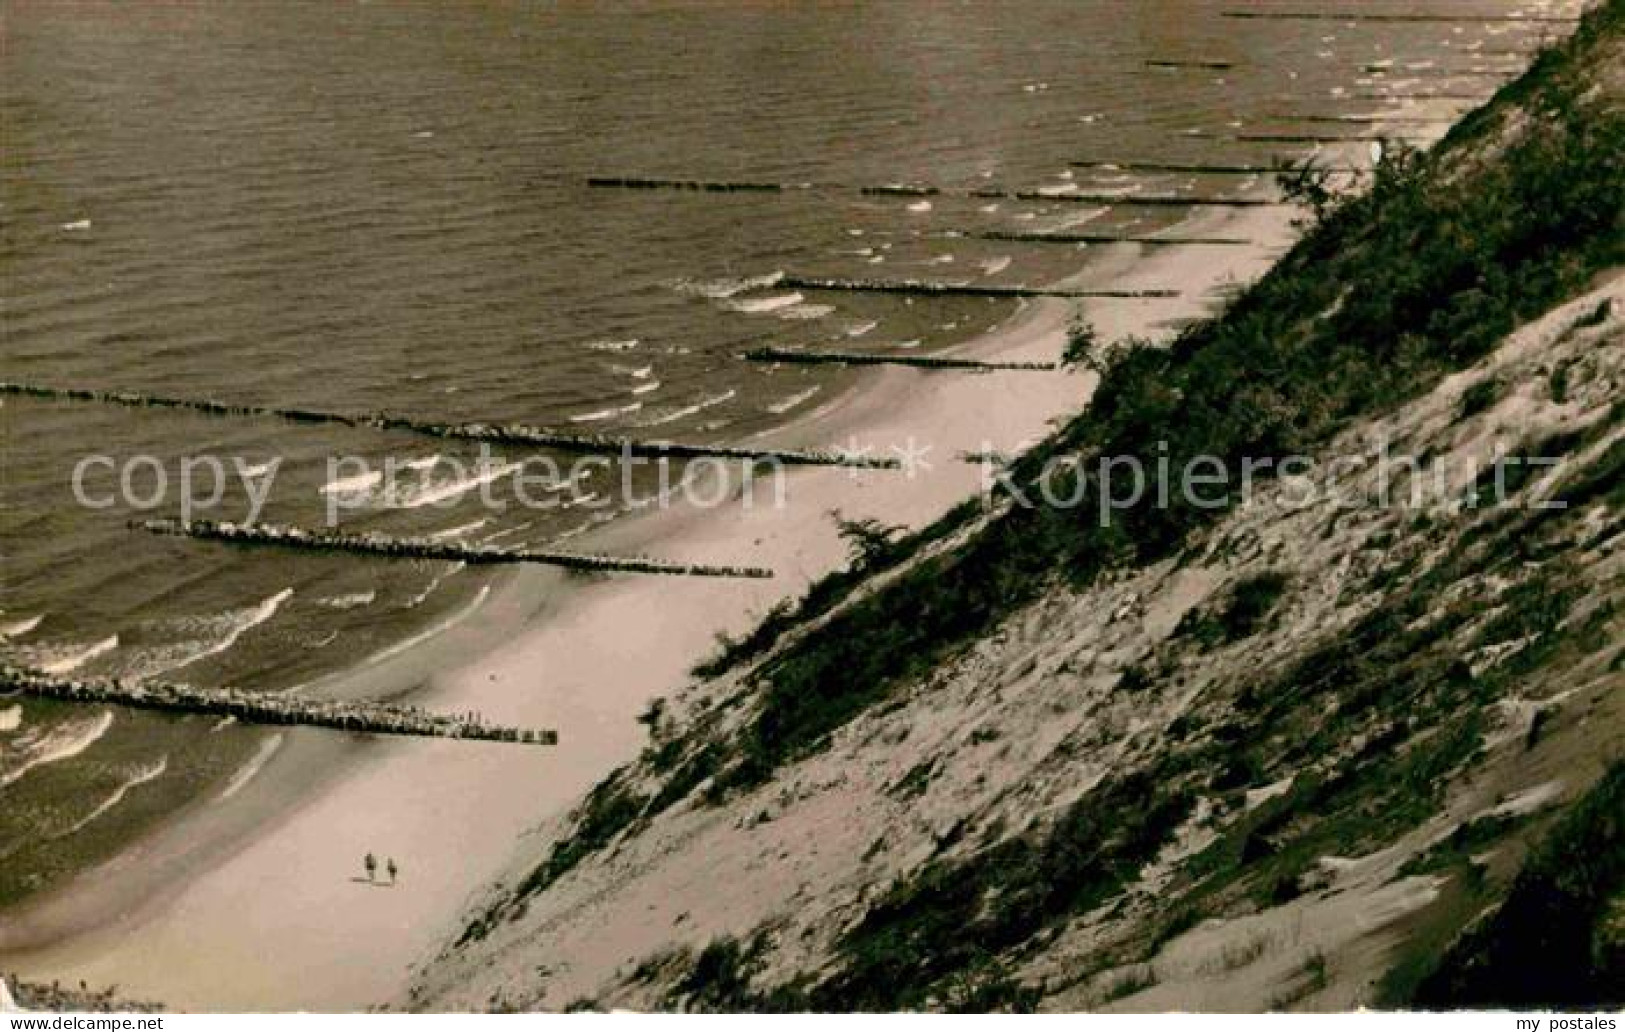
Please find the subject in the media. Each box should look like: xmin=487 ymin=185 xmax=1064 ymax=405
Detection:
xmin=59 ymin=756 xmax=169 ymax=837
xmin=846 ymin=320 xmax=879 ymax=338
xmin=37 ymin=634 xmax=120 ymax=675
xmin=319 ymin=590 xmax=377 ymax=610
xmin=907 ymin=200 xmax=933 ymax=213
xmin=478 ymin=521 xmax=532 ymax=546
xmin=568 ymin=402 xmax=643 ymax=424
xmin=727 ymin=292 xmax=805 ymax=314
xmin=1 ymin=615 xmax=43 ymax=638
xmin=631 ymin=380 xmax=662 ymax=396
xmin=61 ymin=218 xmax=92 ymax=232
xmin=633 ymin=388 xmax=737 ymax=428
xmin=403 ymin=455 xmax=442 ymax=472
xmin=0 ymin=710 xmax=115 ymax=789
xmin=404 ymin=562 xmax=464 ymax=608
xmin=428 ymin=519 xmax=490 ymax=542
xmin=0 ymin=705 xmax=21 ymax=732
xmin=320 ymin=469 xmax=384 ymax=497
xmin=238 ymin=460 xmax=277 ymax=479
xmin=389 ymin=462 xmax=524 ymax=508
xmin=980 ymin=256 xmax=1012 ymax=276
xmin=609 ymin=363 xmax=654 ymax=378
xmin=217 ymin=733 xmax=284 ymax=802
xmin=677 ymin=270 xmax=784 ymax=300
xmin=777 ymin=303 xmax=836 ymax=321
xmin=367 ymin=584 xmax=492 ymax=667
xmin=120 ymin=588 xmax=293 ymax=681
xmin=584 ymin=339 xmax=640 ymax=352
xmin=766 ymin=385 xmax=822 ymax=415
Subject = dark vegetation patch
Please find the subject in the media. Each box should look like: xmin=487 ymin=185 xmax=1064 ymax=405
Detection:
xmin=1175 ymin=570 xmax=1292 ymax=647
xmin=806 ymin=772 xmax=1195 ymax=1009
xmin=1414 ymin=761 xmax=1625 ymax=1009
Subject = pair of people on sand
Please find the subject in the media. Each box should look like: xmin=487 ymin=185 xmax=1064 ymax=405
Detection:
xmin=363 ymin=853 xmax=398 ymax=884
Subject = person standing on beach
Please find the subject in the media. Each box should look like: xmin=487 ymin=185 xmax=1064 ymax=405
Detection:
xmin=364 ymin=853 xmax=377 ymax=883
xmin=386 ymin=858 xmax=398 ymax=885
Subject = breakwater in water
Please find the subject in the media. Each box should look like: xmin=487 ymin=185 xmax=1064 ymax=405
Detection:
xmin=774 ymin=276 xmax=1179 ymax=299
xmin=743 ymin=347 xmax=1059 ymax=372
xmin=1 ymin=666 xmax=557 ymax=745
xmin=974 ymin=230 xmax=1254 ymax=247
xmin=138 ymin=519 xmax=777 ymax=579
xmin=586 ymin=176 xmax=1275 ymax=207
xmin=1220 ymin=10 xmax=1576 ymax=22
xmin=0 ymin=382 xmax=898 ymax=469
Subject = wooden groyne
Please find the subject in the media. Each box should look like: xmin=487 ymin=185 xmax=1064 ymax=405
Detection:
xmin=975 ymin=230 xmax=1255 ymax=247
xmin=1269 ymin=113 xmax=1452 ymax=125
xmin=1070 ymin=160 xmax=1281 ymax=174
xmin=990 ymin=189 xmax=1277 ymax=207
xmin=1 ymin=665 xmax=558 ymax=746
xmin=1354 ymin=90 xmax=1486 ymax=100
xmin=1360 ymin=67 xmax=1514 ymax=79
xmin=1221 ymin=10 xmax=1576 ymax=23
xmin=138 ymin=518 xmax=776 ymax=579
xmin=0 ymin=381 xmax=897 ymax=469
xmin=586 ymin=176 xmax=791 ymax=193
xmin=859 ymin=184 xmax=943 ymax=197
xmin=775 ymin=276 xmax=1180 ymax=299
xmin=1146 ymin=59 xmax=1235 ymax=70
xmin=1235 ymin=132 xmax=1428 ymax=144
xmin=586 ymin=176 xmax=1275 ymax=208
xmin=743 ymin=347 xmax=1059 ymax=372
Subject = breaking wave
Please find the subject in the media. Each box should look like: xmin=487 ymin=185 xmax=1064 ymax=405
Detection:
xmin=0 ymin=710 xmax=115 ymax=788
xmin=59 ymin=756 xmax=170 ymax=836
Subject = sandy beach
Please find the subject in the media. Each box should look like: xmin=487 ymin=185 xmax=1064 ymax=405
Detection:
xmin=1 ymin=199 xmax=1296 ymax=1010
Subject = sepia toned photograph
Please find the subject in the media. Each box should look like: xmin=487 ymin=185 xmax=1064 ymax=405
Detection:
xmin=1 ymin=0 xmax=1620 ymax=1021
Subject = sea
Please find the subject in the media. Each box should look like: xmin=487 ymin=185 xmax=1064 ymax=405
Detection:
xmin=0 ymin=0 xmax=1575 ymax=907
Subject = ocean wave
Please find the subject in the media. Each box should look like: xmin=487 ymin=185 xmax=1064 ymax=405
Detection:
xmin=367 ymin=584 xmax=492 ymax=666
xmin=320 ymin=469 xmax=384 ymax=497
xmin=907 ymin=200 xmax=933 ymax=212
xmin=568 ymin=402 xmax=644 ymax=424
xmin=846 ymin=320 xmax=879 ymax=338
xmin=33 ymin=634 xmax=120 ymax=675
xmin=403 ymin=562 xmax=464 ymax=608
xmin=386 ymin=461 xmax=524 ymax=508
xmin=427 ymin=518 xmax=490 ymax=542
xmin=609 ymin=363 xmax=654 ymax=378
xmin=675 ymin=270 xmax=784 ymax=300
xmin=777 ymin=303 xmax=836 ymax=321
xmin=319 ymin=590 xmax=377 ymax=610
xmin=726 ymin=292 xmax=805 ymax=314
xmin=632 ymin=388 xmax=737 ymax=428
xmin=118 ymin=589 xmax=293 ymax=681
xmin=478 ymin=521 xmax=532 ymax=545
xmin=630 ymin=380 xmax=662 ymax=396
xmin=766 ymin=385 xmax=823 ymax=415
xmin=980 ymin=256 xmax=1012 ymax=275
xmin=0 ymin=710 xmax=115 ymax=789
xmin=217 ymin=733 xmax=283 ymax=801
xmin=584 ymin=338 xmax=641 ymax=352
xmin=59 ymin=756 xmax=169 ymax=837
xmin=1 ymin=614 xmax=43 ymax=638
xmin=238 ymin=460 xmax=277 ymax=479
xmin=0 ymin=705 xmax=21 ymax=732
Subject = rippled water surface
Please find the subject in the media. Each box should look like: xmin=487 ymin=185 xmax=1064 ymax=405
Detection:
xmin=0 ymin=0 xmax=1574 ymax=904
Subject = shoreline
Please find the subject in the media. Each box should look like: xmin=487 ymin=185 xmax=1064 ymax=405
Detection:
xmin=0 ymin=197 xmax=1297 ymax=1010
